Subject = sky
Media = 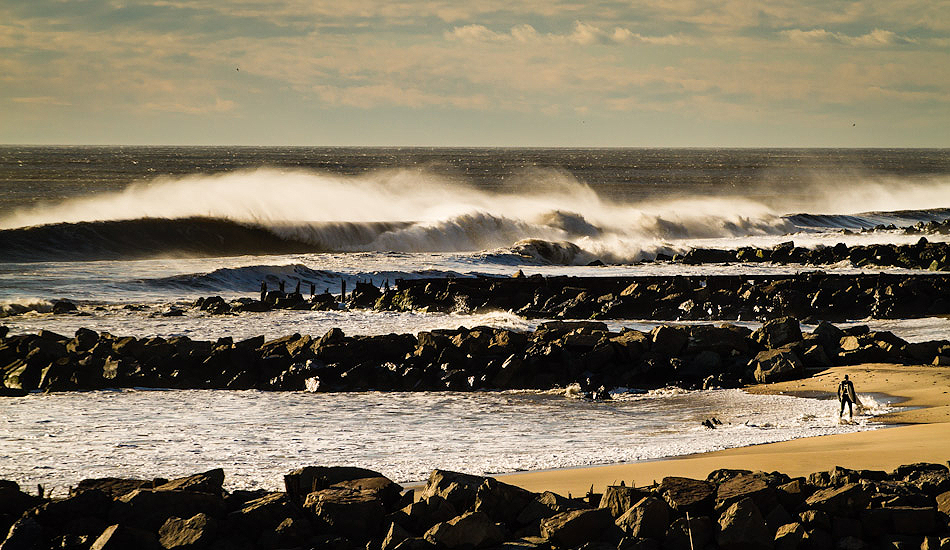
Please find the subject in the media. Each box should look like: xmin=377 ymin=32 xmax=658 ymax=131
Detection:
xmin=1 ymin=0 xmax=948 ymax=147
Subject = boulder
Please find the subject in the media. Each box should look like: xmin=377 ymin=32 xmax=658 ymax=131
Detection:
xmin=540 ymin=508 xmax=614 ymax=548
xmin=304 ymin=487 xmax=386 ymax=538
xmin=936 ymin=490 xmax=950 ymax=515
xmin=418 ymin=470 xmax=487 ymax=513
xmin=773 ymin=522 xmax=806 ymax=550
xmin=753 ymin=317 xmax=802 ymax=349
xmin=153 ymin=469 xmax=224 ymax=496
xmin=664 ymin=515 xmax=713 ymax=550
xmin=382 ymin=521 xmax=413 ymax=550
xmin=423 ymin=511 xmax=505 ymax=549
xmin=111 ymin=489 xmax=225 ymax=532
xmin=804 ymin=483 xmax=869 ymax=517
xmin=473 ymin=477 xmax=536 ymax=524
xmin=516 ymin=491 xmax=590 ymax=526
xmin=886 ymin=506 xmax=938 ymax=535
xmin=659 ymin=477 xmax=716 ymax=514
xmin=283 ymin=465 xmax=385 ymax=505
xmin=226 ymin=493 xmax=299 ymax=537
xmin=158 ymin=513 xmax=217 ymax=549
xmin=650 ymin=326 xmax=688 ymax=357
xmin=0 ymin=480 xmax=40 ymax=521
xmin=273 ymin=516 xmax=315 ymax=548
xmin=716 ymin=472 xmax=776 ymax=513
xmin=329 ymin=476 xmax=403 ymax=511
xmin=599 ymin=485 xmax=652 ymax=519
xmin=393 ymin=495 xmax=459 ymax=535
xmin=752 ymin=349 xmax=804 ymax=383
xmin=716 ymin=497 xmax=772 ymax=550
xmin=1 ymin=516 xmax=44 ymax=550
xmin=614 ymin=497 xmax=669 ymax=540
xmin=89 ymin=523 xmax=161 ymax=550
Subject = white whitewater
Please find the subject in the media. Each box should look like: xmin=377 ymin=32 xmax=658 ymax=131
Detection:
xmin=0 ymin=388 xmax=894 ymax=493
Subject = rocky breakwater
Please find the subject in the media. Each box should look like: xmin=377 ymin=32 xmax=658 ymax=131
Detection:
xmin=5 ymin=462 xmax=950 ymax=549
xmin=373 ymin=273 xmax=950 ymax=322
xmin=670 ymin=237 xmax=950 ymax=271
xmin=3 ymin=317 xmax=950 ymax=396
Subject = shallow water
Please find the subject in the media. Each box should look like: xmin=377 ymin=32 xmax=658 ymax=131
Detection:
xmin=0 ymin=388 xmax=894 ymax=493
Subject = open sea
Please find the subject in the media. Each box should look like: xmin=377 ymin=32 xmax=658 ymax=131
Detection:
xmin=1 ymin=146 xmax=948 ymax=491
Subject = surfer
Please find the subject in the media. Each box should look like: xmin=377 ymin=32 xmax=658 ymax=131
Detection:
xmin=838 ymin=374 xmax=858 ymax=420
xmin=259 ymin=281 xmax=266 ymax=302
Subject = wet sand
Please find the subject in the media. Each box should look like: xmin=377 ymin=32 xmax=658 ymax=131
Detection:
xmin=499 ymin=364 xmax=950 ymax=496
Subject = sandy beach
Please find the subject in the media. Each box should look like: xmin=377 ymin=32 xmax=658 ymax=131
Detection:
xmin=499 ymin=363 xmax=950 ymax=496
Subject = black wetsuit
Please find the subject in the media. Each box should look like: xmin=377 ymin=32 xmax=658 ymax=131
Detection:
xmin=838 ymin=379 xmax=855 ymax=418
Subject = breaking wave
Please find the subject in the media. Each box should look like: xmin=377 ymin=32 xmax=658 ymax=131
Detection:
xmin=1 ymin=167 xmax=949 ymax=264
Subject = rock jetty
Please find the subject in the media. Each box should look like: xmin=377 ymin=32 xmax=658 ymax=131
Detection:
xmin=668 ymin=237 xmax=950 ymax=271
xmin=3 ymin=317 xmax=949 ymax=395
xmin=4 ymin=462 xmax=950 ymax=549
xmin=369 ymin=273 xmax=950 ymax=322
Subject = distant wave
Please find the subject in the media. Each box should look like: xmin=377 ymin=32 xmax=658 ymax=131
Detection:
xmin=785 ymin=208 xmax=950 ymax=230
xmin=0 ymin=217 xmax=402 ymax=262
xmin=5 ymin=167 xmax=949 ymax=264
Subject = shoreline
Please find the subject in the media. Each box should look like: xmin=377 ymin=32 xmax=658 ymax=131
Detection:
xmin=498 ymin=363 xmax=950 ymax=496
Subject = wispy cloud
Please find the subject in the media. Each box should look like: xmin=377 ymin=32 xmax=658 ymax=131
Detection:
xmin=446 ymin=21 xmax=685 ymax=46
xmin=780 ymin=28 xmax=916 ymax=46
xmin=10 ymin=96 xmax=72 ymax=106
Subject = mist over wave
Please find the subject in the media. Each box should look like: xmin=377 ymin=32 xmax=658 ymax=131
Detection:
xmin=2 ymin=167 xmax=949 ymax=263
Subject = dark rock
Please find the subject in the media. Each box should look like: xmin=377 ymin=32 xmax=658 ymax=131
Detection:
xmin=539 ymin=508 xmax=614 ymax=548
xmin=330 ymin=476 xmax=404 ymax=511
xmin=419 ymin=470 xmax=487 ymax=513
xmin=798 ymin=510 xmax=830 ymax=531
xmin=1 ymin=516 xmax=44 ymax=550
xmin=717 ymin=497 xmax=772 ymax=550
xmin=614 ymin=496 xmax=668 ymax=540
xmin=753 ymin=317 xmax=802 ymax=349
xmin=599 ymin=485 xmax=652 ymax=519
xmin=659 ymin=477 xmax=716 ymax=514
xmin=111 ymin=489 xmax=225 ymax=532
xmin=473 ymin=477 xmax=536 ymax=524
xmin=752 ymin=348 xmax=804 ymax=383
xmin=0 ymin=480 xmax=40 ymax=523
xmin=284 ymin=465 xmax=386 ymax=505
xmin=423 ymin=511 xmax=506 ymax=549
xmin=52 ymin=301 xmax=78 ymax=314
xmin=226 ymin=493 xmax=300 ymax=539
xmin=516 ymin=491 xmax=590 ymax=526
xmin=158 ymin=513 xmax=217 ymax=549
xmin=663 ymin=515 xmax=713 ymax=550
xmin=153 ymin=469 xmax=225 ymax=496
xmin=803 ymin=483 xmax=869 ymax=518
xmin=773 ymin=522 xmax=806 ymax=550
xmin=715 ymin=472 xmax=777 ymax=514
xmin=383 ymin=521 xmax=413 ymax=550
xmin=304 ymin=487 xmax=386 ymax=539
xmin=392 ymin=495 xmax=459 ymax=535
xmin=89 ymin=523 xmax=161 ymax=550
xmin=650 ymin=326 xmax=688 ymax=357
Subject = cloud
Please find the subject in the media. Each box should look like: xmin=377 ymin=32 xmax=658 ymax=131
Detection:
xmin=446 ymin=21 xmax=685 ymax=47
xmin=780 ymin=28 xmax=916 ymax=46
xmin=143 ymin=97 xmax=237 ymax=114
xmin=312 ymin=84 xmax=490 ymax=109
xmin=10 ymin=96 xmax=72 ymax=106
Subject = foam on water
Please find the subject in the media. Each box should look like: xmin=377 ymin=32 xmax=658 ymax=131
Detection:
xmin=3 ymin=166 xmax=949 ymax=265
xmin=0 ymin=388 xmax=893 ymax=493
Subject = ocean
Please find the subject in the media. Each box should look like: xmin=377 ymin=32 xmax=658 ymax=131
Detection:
xmin=1 ymin=146 xmax=948 ymax=490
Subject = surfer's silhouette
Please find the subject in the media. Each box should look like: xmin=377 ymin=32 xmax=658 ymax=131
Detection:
xmin=838 ymin=374 xmax=858 ymax=420
xmin=260 ymin=281 xmax=267 ymax=303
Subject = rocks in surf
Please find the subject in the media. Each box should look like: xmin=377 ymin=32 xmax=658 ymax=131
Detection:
xmin=1 ymin=317 xmax=946 ymax=395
